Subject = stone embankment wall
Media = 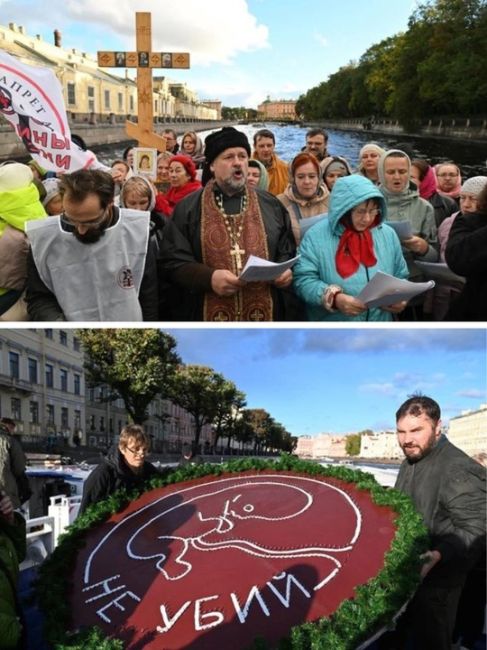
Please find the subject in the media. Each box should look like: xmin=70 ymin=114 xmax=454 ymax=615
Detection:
xmin=0 ymin=119 xmax=232 ymax=162
xmin=306 ymin=117 xmax=487 ymax=143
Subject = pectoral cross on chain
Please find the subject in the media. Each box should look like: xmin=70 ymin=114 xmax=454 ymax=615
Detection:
xmin=231 ymin=244 xmax=245 ymax=274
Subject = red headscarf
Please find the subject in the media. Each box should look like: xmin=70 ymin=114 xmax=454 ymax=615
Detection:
xmin=335 ymin=216 xmax=379 ymax=278
xmin=418 ymin=165 xmax=437 ymax=200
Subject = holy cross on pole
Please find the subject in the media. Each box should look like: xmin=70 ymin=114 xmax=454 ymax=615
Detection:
xmin=97 ymin=12 xmax=190 ymax=150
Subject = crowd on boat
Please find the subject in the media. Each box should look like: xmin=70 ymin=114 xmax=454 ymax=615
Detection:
xmin=0 ymin=125 xmax=486 ymax=322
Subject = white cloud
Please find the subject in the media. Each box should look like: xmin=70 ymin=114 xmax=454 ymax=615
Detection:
xmin=314 ymin=32 xmax=328 ymax=47
xmin=457 ymin=389 xmax=486 ymax=399
xmin=19 ymin=0 xmax=270 ymax=65
xmin=359 ymin=382 xmax=397 ymax=396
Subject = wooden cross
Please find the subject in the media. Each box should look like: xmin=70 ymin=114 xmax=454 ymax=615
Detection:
xmin=230 ymin=244 xmax=246 ymax=274
xmin=97 ymin=12 xmax=190 ymax=150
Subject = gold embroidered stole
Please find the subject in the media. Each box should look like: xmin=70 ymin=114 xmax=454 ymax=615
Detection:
xmin=201 ymin=180 xmax=273 ymax=321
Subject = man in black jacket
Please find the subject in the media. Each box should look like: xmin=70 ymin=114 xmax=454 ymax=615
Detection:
xmin=79 ymin=424 xmax=159 ymax=514
xmin=380 ymin=395 xmax=486 ymax=650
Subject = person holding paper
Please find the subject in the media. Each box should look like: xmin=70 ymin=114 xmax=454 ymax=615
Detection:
xmin=293 ymin=175 xmax=408 ymax=321
xmin=378 ymin=150 xmax=438 ymax=284
xmin=277 ymin=153 xmax=329 ymax=245
xmin=160 ymin=127 xmax=297 ymax=321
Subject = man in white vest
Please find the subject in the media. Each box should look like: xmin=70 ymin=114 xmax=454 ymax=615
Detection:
xmin=25 ymin=169 xmax=159 ymax=321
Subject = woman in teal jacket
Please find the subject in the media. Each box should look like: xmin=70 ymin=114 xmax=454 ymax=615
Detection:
xmin=293 ymin=175 xmax=408 ymax=321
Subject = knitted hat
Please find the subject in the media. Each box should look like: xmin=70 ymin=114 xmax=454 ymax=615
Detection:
xmin=325 ymin=160 xmax=349 ymax=175
xmin=169 ymin=154 xmax=197 ymax=181
xmin=204 ymin=127 xmax=251 ymax=165
xmin=461 ymin=176 xmax=487 ymax=197
xmin=0 ymin=162 xmax=33 ymax=191
xmin=42 ymin=177 xmax=62 ymax=207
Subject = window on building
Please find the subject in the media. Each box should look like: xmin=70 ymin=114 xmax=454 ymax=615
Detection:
xmin=46 ymin=404 xmax=55 ymax=425
xmin=45 ymin=364 xmax=53 ymax=388
xmin=30 ymin=401 xmax=39 ymax=424
xmin=87 ymin=86 xmax=95 ymax=112
xmin=129 ymin=96 xmax=134 ymax=112
xmin=67 ymin=83 xmax=76 ymax=106
xmin=100 ymin=416 xmax=105 ymax=431
xmin=74 ymin=374 xmax=81 ymax=395
xmin=9 ymin=352 xmax=19 ymax=379
xmin=89 ymin=415 xmax=95 ymax=430
xmin=104 ymin=90 xmax=110 ymax=110
xmin=45 ymin=329 xmax=53 ymax=339
xmin=60 ymin=369 xmax=68 ymax=392
xmin=74 ymin=410 xmax=81 ymax=429
xmin=109 ymin=418 xmax=113 ymax=433
xmin=28 ymin=357 xmax=38 ymax=384
xmin=61 ymin=407 xmax=69 ymax=429
xmin=73 ymin=337 xmax=80 ymax=352
xmin=89 ymin=388 xmax=95 ymax=402
xmin=59 ymin=330 xmax=67 ymax=346
xmin=118 ymin=92 xmax=123 ymax=111
xmin=11 ymin=397 xmax=21 ymax=421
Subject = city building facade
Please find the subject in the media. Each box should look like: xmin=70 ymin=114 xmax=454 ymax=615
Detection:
xmin=0 ymin=329 xmax=212 ymax=453
xmin=0 ymin=22 xmax=219 ymax=123
xmin=446 ymin=404 xmax=487 ymax=458
xmin=0 ymin=329 xmax=85 ymax=447
xmin=257 ymin=98 xmax=297 ymax=121
xmin=295 ymin=433 xmax=348 ymax=459
xmin=359 ymin=431 xmax=402 ymax=460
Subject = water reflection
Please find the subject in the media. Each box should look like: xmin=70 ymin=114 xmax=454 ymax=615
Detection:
xmin=96 ymin=124 xmax=486 ymax=178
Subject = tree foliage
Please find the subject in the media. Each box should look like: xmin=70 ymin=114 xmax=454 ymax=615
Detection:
xmin=78 ymin=329 xmax=180 ymax=424
xmin=168 ymin=364 xmax=237 ymax=450
xmin=345 ymin=433 xmax=362 ymax=457
xmin=297 ymin=0 xmax=487 ymax=125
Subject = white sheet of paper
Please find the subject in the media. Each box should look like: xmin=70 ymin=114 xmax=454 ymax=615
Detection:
xmin=356 ymin=271 xmax=435 ymax=308
xmin=384 ymin=220 xmax=413 ymax=240
xmin=239 ymin=254 xmax=300 ymax=282
xmin=414 ymin=261 xmax=465 ymax=286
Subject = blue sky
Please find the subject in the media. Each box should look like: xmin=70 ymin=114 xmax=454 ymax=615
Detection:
xmin=1 ymin=0 xmax=417 ymax=107
xmin=165 ymin=327 xmax=487 ymax=437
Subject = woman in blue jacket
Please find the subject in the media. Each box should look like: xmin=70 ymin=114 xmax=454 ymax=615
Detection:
xmin=293 ymin=175 xmax=408 ymax=321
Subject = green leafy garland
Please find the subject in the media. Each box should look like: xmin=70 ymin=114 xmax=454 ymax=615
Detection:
xmin=35 ymin=456 xmax=428 ymax=650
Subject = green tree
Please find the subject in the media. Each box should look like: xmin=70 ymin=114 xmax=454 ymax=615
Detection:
xmin=345 ymin=433 xmax=362 ymax=457
xmin=169 ymin=365 xmax=233 ymax=451
xmin=78 ymin=329 xmax=180 ymax=424
xmin=212 ymin=383 xmax=246 ymax=453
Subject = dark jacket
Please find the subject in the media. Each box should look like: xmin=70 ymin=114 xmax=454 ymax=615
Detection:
xmin=0 ymin=512 xmax=26 ymax=649
xmin=26 ymin=208 xmax=160 ymax=321
xmin=160 ymin=187 xmax=301 ymax=321
xmin=429 ymin=191 xmax=458 ymax=228
xmin=79 ymin=447 xmax=159 ymax=514
xmin=395 ymin=435 xmax=486 ymax=587
xmin=444 ymin=210 xmax=487 ymax=321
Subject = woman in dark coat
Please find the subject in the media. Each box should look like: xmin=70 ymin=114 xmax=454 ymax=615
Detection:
xmin=79 ymin=425 xmax=159 ymax=514
xmin=445 ymin=180 xmax=487 ymax=321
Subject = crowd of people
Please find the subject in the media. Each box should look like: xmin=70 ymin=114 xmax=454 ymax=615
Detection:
xmin=0 ymin=125 xmax=485 ymax=322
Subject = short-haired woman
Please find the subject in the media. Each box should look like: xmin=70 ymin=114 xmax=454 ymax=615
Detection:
xmin=79 ymin=424 xmax=159 ymax=514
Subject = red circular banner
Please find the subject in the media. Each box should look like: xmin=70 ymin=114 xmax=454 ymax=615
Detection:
xmin=69 ymin=471 xmax=397 ymax=649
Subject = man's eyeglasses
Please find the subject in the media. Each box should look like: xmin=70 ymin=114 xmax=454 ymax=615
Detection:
xmin=437 ymin=173 xmax=458 ymax=178
xmin=126 ymin=447 xmax=149 ymax=457
xmin=60 ymin=207 xmax=108 ymax=229
xmin=353 ymin=207 xmax=380 ymax=218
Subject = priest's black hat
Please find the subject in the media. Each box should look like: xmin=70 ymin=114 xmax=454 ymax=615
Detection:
xmin=204 ymin=127 xmax=251 ymax=165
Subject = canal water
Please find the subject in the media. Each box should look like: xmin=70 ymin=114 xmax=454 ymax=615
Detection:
xmin=96 ymin=123 xmax=486 ymax=178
